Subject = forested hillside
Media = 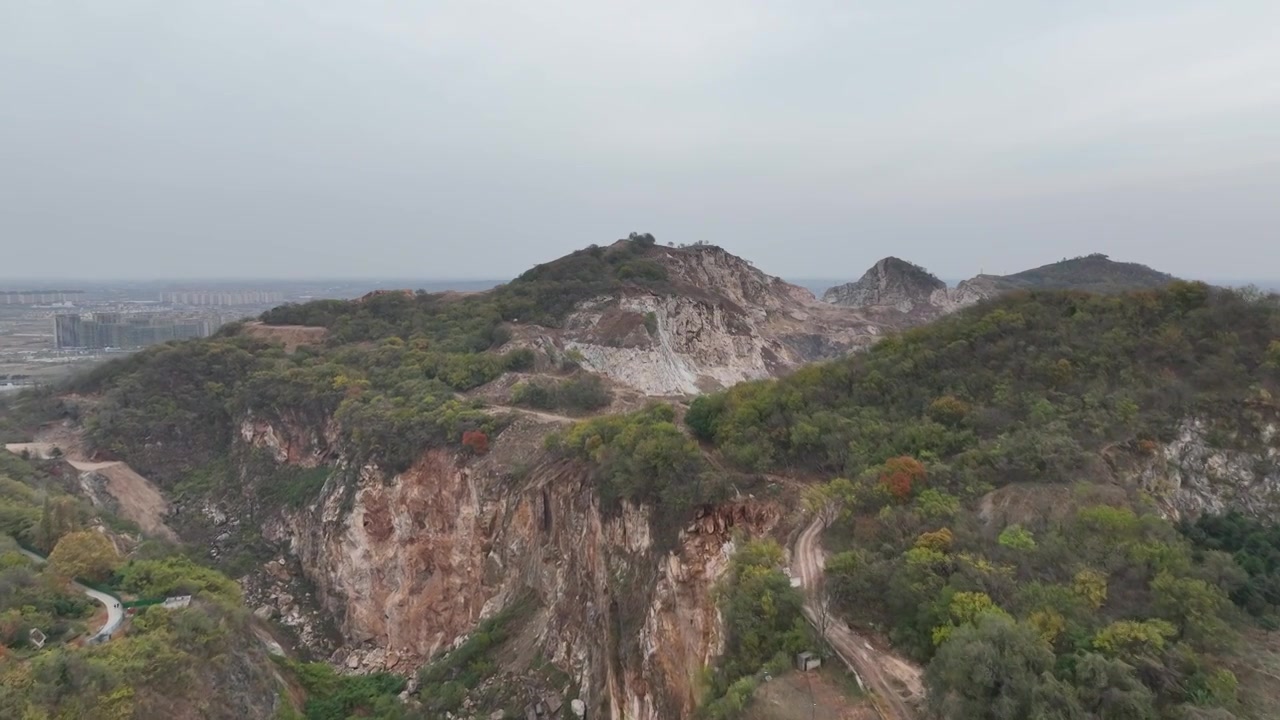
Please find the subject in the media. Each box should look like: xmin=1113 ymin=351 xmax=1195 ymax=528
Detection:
xmin=0 ymin=438 xmax=419 ymax=720
xmin=689 ymin=282 xmax=1278 ymax=479
xmin=69 ymin=234 xmax=676 ymax=490
xmin=689 ymin=283 xmax=1280 ymax=718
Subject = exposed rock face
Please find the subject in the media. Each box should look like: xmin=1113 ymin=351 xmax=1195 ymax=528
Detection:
xmin=822 ymin=253 xmax=1176 ymax=322
xmin=536 ymin=246 xmax=883 ymax=395
xmin=822 ymin=257 xmax=946 ymax=312
xmin=822 ymin=256 xmax=994 ymax=321
xmin=1109 ymin=415 xmax=1280 ymax=521
xmin=243 ymin=415 xmax=782 ymax=720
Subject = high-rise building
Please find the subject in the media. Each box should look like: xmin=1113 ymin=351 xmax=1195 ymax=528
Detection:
xmin=53 ymin=313 xmax=213 ymax=350
xmin=54 ymin=314 xmax=84 ymax=349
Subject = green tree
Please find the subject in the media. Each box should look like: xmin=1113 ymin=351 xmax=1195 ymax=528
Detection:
xmin=925 ymin=613 xmax=1056 ymax=720
xmin=48 ymin=530 xmax=120 ymax=582
xmin=1149 ymin=572 xmax=1233 ymax=649
xmin=803 ymin=477 xmax=857 ymax=525
xmin=1265 ymin=339 xmax=1280 ymax=370
xmin=1092 ymin=619 xmax=1177 ymax=660
xmin=931 ymin=590 xmax=1010 ymax=646
xmin=716 ymin=539 xmax=808 ymax=690
xmin=927 ymin=395 xmax=971 ymax=426
xmin=1070 ymin=653 xmax=1156 ymax=720
xmin=998 ymin=525 xmax=1037 ymax=551
xmin=1072 ymin=569 xmax=1108 ymax=610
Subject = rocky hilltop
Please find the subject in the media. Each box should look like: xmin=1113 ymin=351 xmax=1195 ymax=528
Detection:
xmin=822 ymin=252 xmax=1176 ymax=323
xmin=541 ymin=241 xmax=882 ymax=395
xmin=821 ymin=256 xmax=945 ymax=310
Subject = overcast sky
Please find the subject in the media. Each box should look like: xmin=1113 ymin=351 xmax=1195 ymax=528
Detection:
xmin=3 ymin=2 xmax=1279 ymax=282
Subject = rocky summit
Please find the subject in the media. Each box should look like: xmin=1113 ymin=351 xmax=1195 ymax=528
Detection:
xmin=822 ymin=252 xmax=1177 ymax=324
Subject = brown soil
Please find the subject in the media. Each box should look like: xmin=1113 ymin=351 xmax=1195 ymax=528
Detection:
xmin=744 ymin=667 xmax=876 ymax=720
xmin=7 ymin=424 xmax=178 ymax=542
xmin=243 ymin=322 xmax=328 ymax=352
xmin=80 ymin=462 xmax=178 ymax=542
xmin=977 ymin=481 xmax=1130 ymax=527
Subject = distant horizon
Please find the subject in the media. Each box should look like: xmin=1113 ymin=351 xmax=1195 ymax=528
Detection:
xmin=3 ymin=273 xmax=1278 ymax=291
xmin=1 ymin=245 xmax=1277 ymax=292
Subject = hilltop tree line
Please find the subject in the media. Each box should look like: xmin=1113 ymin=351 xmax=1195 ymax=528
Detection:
xmin=260 ymin=232 xmax=668 ymax=344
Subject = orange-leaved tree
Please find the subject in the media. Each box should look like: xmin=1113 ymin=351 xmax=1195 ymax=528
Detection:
xmin=879 ymin=456 xmax=926 ymax=502
xmin=461 ymin=430 xmax=490 ymax=455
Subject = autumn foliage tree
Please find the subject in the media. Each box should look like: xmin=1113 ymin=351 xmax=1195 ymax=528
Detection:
xmin=461 ymin=430 xmax=489 ymax=456
xmin=879 ymin=456 xmax=925 ymax=502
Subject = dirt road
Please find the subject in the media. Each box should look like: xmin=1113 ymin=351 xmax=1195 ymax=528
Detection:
xmin=483 ymin=405 xmax=577 ymax=424
xmin=5 ymin=443 xmax=178 ymax=541
xmin=792 ymin=517 xmax=923 ymax=720
xmin=18 ymin=548 xmax=124 ymax=643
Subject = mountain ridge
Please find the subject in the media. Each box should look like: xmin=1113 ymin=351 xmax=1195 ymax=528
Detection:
xmin=821 ymin=252 xmax=1178 ymax=323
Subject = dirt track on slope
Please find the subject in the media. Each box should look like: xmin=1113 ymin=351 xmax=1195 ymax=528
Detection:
xmin=5 ymin=441 xmax=177 ymax=542
xmin=792 ymin=517 xmax=924 ymax=720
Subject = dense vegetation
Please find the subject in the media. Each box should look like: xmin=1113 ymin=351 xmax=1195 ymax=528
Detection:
xmin=0 ymin=535 xmax=95 ymax=650
xmin=511 ymin=374 xmax=612 ymax=413
xmin=75 ymin=327 xmax=523 ymax=490
xmin=0 ymin=451 xmax=303 ymax=719
xmin=691 ymin=284 xmax=1280 ymax=719
xmin=701 ymin=539 xmax=810 ymax=720
xmin=689 ymin=283 xmax=1279 ymax=481
xmin=282 ymin=660 xmax=407 ymax=720
xmin=547 ymin=403 xmax=729 ymax=542
xmin=260 ymin=232 xmax=668 ymax=342
xmin=1182 ymin=511 xmax=1280 ymax=621
xmin=824 ymin=494 xmax=1246 ymax=717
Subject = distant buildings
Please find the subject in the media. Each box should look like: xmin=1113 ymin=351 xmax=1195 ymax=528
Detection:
xmin=159 ymin=290 xmax=283 ymax=306
xmin=54 ymin=312 xmax=213 ymax=350
xmin=1 ymin=290 xmax=83 ymax=305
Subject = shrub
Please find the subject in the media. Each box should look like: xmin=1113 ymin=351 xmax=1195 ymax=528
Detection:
xmin=461 ymin=430 xmax=489 ymax=456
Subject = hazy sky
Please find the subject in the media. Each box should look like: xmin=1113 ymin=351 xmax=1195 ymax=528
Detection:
xmin=3 ymin=1 xmax=1279 ymax=282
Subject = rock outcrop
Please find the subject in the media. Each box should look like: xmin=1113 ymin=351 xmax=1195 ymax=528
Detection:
xmin=822 ymin=253 xmax=1177 ymax=323
xmin=821 ymin=256 xmax=995 ymax=321
xmin=1109 ymin=412 xmax=1280 ymax=521
xmin=518 ymin=245 xmax=883 ymax=395
xmin=233 ymin=413 xmax=783 ymax=720
xmin=821 ymin=257 xmax=947 ymax=312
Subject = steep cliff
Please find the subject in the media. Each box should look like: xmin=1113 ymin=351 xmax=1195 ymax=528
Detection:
xmin=231 ymin=412 xmax=784 ymax=719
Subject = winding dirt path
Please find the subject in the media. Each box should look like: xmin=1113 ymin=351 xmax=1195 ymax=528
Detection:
xmin=18 ymin=548 xmax=124 ymax=643
xmin=793 ymin=516 xmax=923 ymax=720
